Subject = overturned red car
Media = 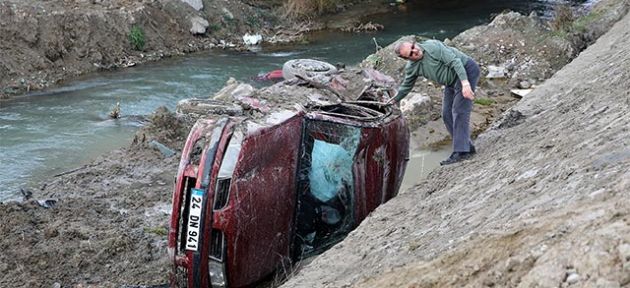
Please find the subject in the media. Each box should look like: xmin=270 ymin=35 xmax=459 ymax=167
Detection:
xmin=168 ymin=68 xmax=409 ymax=288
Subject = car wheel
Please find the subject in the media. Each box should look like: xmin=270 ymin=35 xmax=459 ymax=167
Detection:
xmin=282 ymin=59 xmax=338 ymax=81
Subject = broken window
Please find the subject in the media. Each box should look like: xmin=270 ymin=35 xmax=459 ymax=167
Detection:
xmin=294 ymin=119 xmax=360 ymax=257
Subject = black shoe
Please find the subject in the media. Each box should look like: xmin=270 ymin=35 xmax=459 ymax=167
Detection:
xmin=440 ymin=152 xmax=473 ymax=166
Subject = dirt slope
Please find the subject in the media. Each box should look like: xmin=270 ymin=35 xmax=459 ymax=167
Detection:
xmin=281 ymin=8 xmax=630 ymax=288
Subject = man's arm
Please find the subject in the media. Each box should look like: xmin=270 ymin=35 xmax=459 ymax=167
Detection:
xmin=435 ymin=41 xmax=474 ymax=99
xmin=393 ymin=63 xmax=418 ymax=102
xmin=435 ymin=41 xmax=468 ymax=82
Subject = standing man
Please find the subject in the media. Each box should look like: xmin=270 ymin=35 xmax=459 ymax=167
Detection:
xmin=389 ymin=39 xmax=480 ymax=165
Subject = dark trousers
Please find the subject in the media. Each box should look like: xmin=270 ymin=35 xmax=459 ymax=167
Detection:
xmin=442 ymin=59 xmax=481 ymax=152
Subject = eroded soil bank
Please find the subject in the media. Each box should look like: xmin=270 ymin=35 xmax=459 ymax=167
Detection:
xmin=1 ymin=0 xmax=629 ymax=287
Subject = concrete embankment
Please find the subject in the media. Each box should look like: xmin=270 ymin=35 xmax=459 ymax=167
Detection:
xmin=281 ymin=6 xmax=630 ymax=288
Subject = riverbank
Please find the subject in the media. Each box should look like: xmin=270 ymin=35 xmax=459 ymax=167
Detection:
xmin=0 ymin=0 xmax=387 ymax=101
xmin=1 ymin=0 xmax=628 ymax=287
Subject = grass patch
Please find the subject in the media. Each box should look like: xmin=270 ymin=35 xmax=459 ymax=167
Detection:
xmin=474 ymin=98 xmax=495 ymax=106
xmin=246 ymin=14 xmax=261 ymax=28
xmin=128 ymin=25 xmax=146 ymax=51
xmin=572 ymin=10 xmax=602 ymax=33
xmin=548 ymin=6 xmax=603 ymax=39
xmin=209 ymin=23 xmax=221 ymax=33
xmin=144 ymin=226 xmax=168 ymax=236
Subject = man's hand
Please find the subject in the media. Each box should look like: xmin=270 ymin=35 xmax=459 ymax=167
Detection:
xmin=461 ymin=80 xmax=475 ymax=100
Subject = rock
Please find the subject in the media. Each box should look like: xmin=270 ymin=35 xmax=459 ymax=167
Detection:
xmin=518 ymin=80 xmax=532 ymax=89
xmin=566 ymin=272 xmax=580 ymax=285
xmin=510 ymin=89 xmax=532 ymax=98
xmin=52 ymin=283 xmax=61 ymax=288
xmin=180 ymin=0 xmax=203 ymax=11
xmin=400 ymin=92 xmax=431 ymax=115
xmin=486 ymin=65 xmax=508 ymax=79
xmin=212 ymin=78 xmax=255 ymax=100
xmin=243 ymin=33 xmax=263 ymax=46
xmin=190 ymin=16 xmax=209 ymax=35
xmin=148 ymin=140 xmax=176 ymax=158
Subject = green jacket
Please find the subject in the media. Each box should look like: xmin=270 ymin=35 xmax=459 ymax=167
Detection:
xmin=395 ymin=40 xmax=471 ymax=101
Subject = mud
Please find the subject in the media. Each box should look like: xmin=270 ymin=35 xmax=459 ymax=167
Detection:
xmin=1 ymin=0 xmax=629 ymax=287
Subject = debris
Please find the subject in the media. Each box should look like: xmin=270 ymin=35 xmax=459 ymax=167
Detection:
xmin=109 ymin=101 xmax=121 ymax=119
xmin=53 ymin=166 xmax=87 ymax=177
xmin=148 ymin=140 xmax=176 ymax=158
xmin=20 ymin=188 xmax=33 ymax=200
xmin=282 ymin=59 xmax=338 ymax=82
xmin=486 ymin=65 xmax=508 ymax=79
xmin=176 ymin=99 xmax=243 ymax=117
xmin=36 ymin=198 xmax=58 ymax=209
xmin=510 ymin=88 xmax=533 ymax=98
xmin=373 ymin=37 xmax=383 ymax=52
xmin=212 ymin=78 xmax=255 ymax=101
xmin=342 ymin=22 xmax=384 ymax=33
xmin=242 ymin=33 xmax=263 ymax=45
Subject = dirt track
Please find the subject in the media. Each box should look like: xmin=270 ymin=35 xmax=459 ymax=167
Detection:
xmin=281 ymin=5 xmax=630 ymax=288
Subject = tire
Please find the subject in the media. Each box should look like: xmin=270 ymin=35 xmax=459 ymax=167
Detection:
xmin=282 ymin=59 xmax=337 ymax=81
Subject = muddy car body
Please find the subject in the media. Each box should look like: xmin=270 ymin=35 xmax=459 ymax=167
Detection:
xmin=168 ymin=98 xmax=409 ymax=288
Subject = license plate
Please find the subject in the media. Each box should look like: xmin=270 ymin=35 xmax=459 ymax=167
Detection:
xmin=186 ymin=188 xmax=204 ymax=251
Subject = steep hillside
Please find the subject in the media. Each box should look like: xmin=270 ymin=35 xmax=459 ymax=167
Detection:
xmin=281 ymin=7 xmax=630 ymax=288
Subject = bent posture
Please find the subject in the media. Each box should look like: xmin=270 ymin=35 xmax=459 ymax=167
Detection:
xmin=391 ymin=39 xmax=480 ymax=165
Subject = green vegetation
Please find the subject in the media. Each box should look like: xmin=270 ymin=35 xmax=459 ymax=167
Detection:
xmin=144 ymin=226 xmax=168 ymax=236
xmin=209 ymin=23 xmax=222 ymax=33
xmin=550 ymin=4 xmax=574 ymax=33
xmin=364 ymin=54 xmax=382 ymax=69
xmin=474 ymin=98 xmax=495 ymax=106
xmin=128 ymin=25 xmax=146 ymax=51
xmin=572 ymin=10 xmax=602 ymax=33
xmin=284 ymin=0 xmax=339 ymax=19
xmin=549 ymin=4 xmax=602 ymax=38
xmin=246 ymin=14 xmax=261 ymax=28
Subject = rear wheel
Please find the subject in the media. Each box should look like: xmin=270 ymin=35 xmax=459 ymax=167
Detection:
xmin=282 ymin=59 xmax=337 ymax=81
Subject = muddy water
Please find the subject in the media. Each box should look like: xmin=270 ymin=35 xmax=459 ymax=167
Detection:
xmin=0 ymin=0 xmax=593 ymax=201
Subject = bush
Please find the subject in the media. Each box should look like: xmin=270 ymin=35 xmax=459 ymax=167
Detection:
xmin=129 ymin=25 xmax=146 ymax=51
xmin=550 ymin=4 xmax=575 ymax=32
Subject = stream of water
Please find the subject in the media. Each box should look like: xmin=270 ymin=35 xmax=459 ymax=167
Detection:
xmin=0 ymin=0 xmax=593 ymax=201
